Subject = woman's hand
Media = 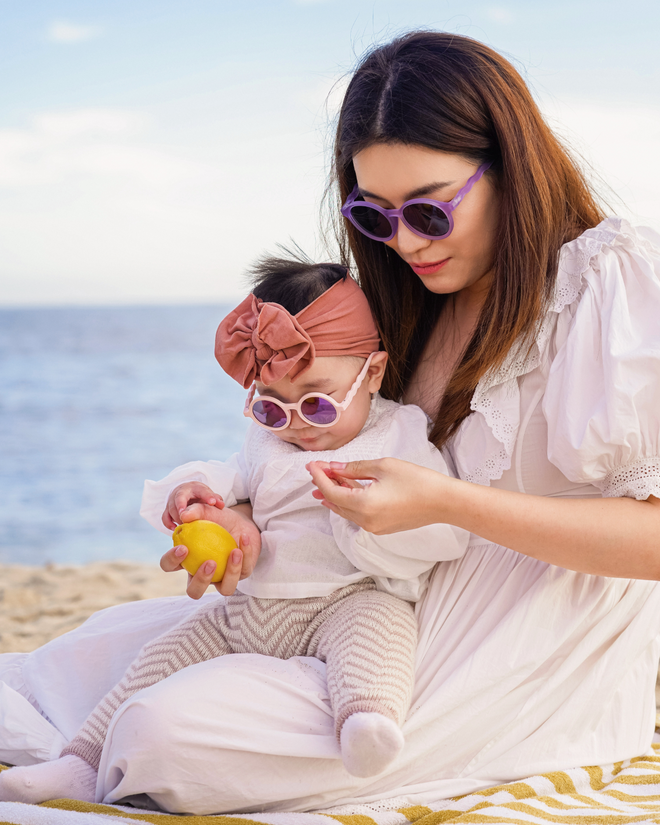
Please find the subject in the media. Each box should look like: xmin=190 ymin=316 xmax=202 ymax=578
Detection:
xmin=307 ymin=458 xmax=449 ymax=534
xmin=160 ymin=534 xmax=252 ymax=599
xmin=160 ymin=501 xmax=262 ymax=599
xmin=312 ymin=459 xmax=660 ymax=581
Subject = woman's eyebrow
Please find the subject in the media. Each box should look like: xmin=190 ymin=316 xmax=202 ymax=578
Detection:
xmin=359 ymin=180 xmax=455 ymax=201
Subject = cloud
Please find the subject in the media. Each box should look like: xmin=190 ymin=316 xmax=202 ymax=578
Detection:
xmin=33 ymin=110 xmax=144 ymax=139
xmin=0 ymin=109 xmax=195 ymax=187
xmin=1 ymin=92 xmax=658 ymax=307
xmin=540 ymin=97 xmax=660 ymax=226
xmin=46 ymin=21 xmax=102 ymax=44
xmin=484 ymin=7 xmax=515 ymax=24
xmin=0 ymin=96 xmax=326 ymax=304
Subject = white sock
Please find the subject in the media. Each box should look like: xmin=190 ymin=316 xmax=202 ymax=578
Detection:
xmin=339 ymin=712 xmax=405 ymax=778
xmin=0 ymin=755 xmax=97 ymax=804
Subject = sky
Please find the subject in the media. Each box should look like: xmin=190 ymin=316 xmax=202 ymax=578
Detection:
xmin=0 ymin=0 xmax=659 ymax=306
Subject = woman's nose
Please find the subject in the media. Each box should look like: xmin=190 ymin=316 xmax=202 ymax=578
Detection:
xmin=387 ymin=220 xmax=431 ymax=257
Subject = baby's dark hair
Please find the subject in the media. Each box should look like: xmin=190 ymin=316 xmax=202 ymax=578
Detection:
xmin=250 ymin=256 xmax=348 ymax=315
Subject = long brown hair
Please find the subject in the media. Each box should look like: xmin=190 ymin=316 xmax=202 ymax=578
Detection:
xmin=331 ymin=31 xmax=604 ymax=449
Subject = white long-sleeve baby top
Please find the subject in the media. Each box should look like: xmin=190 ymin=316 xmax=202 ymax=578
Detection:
xmin=141 ymin=394 xmax=469 ymax=601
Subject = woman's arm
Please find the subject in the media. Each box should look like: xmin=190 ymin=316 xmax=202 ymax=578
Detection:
xmin=308 ymin=459 xmax=660 ymax=580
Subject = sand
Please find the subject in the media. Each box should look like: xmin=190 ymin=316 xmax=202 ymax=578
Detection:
xmin=0 ymin=562 xmax=189 ymax=654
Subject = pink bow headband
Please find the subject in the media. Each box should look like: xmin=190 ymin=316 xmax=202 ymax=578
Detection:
xmin=215 ymin=274 xmax=380 ymax=388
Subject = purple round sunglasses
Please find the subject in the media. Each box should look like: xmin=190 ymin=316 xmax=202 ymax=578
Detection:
xmin=341 ymin=162 xmax=492 ymax=242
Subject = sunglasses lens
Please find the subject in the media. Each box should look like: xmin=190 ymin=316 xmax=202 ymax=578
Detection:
xmin=349 ymin=205 xmax=393 ymax=239
xmin=300 ymin=396 xmax=338 ymax=426
xmin=403 ymin=203 xmax=450 ymax=237
xmin=252 ymin=399 xmax=288 ymax=429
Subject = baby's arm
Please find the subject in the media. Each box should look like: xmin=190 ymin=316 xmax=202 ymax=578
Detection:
xmin=141 ymin=458 xmax=247 ymax=534
xmin=142 ymin=454 xmax=260 ymax=597
xmin=163 ymin=480 xmax=260 ymax=556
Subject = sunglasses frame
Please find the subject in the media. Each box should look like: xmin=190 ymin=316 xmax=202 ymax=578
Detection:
xmin=341 ymin=162 xmax=492 ymax=243
xmin=244 ymin=353 xmax=377 ymax=431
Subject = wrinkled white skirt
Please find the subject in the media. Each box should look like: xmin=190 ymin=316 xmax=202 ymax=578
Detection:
xmin=1 ymin=541 xmax=659 ymax=815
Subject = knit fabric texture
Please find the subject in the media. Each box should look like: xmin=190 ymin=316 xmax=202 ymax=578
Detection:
xmin=61 ymin=579 xmax=417 ymax=770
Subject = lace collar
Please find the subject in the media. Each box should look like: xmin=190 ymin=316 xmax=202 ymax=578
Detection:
xmin=451 ymin=217 xmax=624 ymax=485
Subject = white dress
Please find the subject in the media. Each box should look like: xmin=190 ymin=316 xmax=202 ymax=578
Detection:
xmin=1 ymin=217 xmax=659 ymax=816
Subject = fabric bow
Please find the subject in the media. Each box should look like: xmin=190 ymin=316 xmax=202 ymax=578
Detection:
xmin=216 ymin=295 xmax=315 ymax=389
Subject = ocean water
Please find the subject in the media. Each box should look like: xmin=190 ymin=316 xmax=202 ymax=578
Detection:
xmin=0 ymin=305 xmax=250 ymax=565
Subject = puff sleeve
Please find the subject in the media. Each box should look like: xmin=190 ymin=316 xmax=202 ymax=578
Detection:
xmin=543 ymin=222 xmax=660 ymax=499
xmin=140 ymin=450 xmax=249 ymax=536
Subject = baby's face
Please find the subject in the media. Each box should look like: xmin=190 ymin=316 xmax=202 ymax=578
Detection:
xmin=254 ymin=354 xmax=386 ymax=452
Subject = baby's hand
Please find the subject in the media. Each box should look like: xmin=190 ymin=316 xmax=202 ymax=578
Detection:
xmin=162 ymin=482 xmax=224 ymax=531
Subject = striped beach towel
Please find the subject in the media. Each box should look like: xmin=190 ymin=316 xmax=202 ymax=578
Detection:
xmin=2 ymin=745 xmax=660 ymax=824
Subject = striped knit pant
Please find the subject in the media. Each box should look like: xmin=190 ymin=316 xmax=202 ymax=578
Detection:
xmin=61 ymin=579 xmax=417 ymax=771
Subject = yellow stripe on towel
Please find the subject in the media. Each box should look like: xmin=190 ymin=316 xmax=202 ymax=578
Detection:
xmin=3 ymin=748 xmax=660 ymax=824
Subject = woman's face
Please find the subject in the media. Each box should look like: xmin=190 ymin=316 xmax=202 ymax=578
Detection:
xmin=352 ymin=143 xmax=499 ymax=297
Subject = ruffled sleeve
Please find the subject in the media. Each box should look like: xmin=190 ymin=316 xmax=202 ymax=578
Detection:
xmin=139 ymin=450 xmax=249 ymax=536
xmin=543 ymin=221 xmax=660 ymax=499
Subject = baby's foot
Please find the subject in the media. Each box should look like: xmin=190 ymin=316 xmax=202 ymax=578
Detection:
xmin=0 ymin=755 xmax=97 ymax=803
xmin=339 ymin=712 xmax=405 ymax=777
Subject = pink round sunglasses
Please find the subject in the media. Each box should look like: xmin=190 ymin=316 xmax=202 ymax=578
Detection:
xmin=341 ymin=162 xmax=492 ymax=242
xmin=244 ymin=353 xmax=377 ymax=431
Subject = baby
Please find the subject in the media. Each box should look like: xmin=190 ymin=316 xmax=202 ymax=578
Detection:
xmin=0 ymin=259 xmax=468 ymax=805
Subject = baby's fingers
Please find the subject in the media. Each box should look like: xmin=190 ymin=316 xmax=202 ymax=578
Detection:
xmin=162 ymin=508 xmax=179 ymax=530
xmin=173 ymin=485 xmax=223 ymax=516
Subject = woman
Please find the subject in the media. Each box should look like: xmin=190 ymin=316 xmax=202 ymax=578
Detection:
xmin=1 ymin=31 xmax=659 ymax=815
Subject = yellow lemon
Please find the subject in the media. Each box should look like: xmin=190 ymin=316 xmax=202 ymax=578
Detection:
xmin=172 ymin=520 xmax=237 ymax=583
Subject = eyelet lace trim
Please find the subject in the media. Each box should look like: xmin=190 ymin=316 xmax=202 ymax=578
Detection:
xmin=461 ymin=218 xmax=624 ymax=485
xmin=321 ymin=796 xmax=412 ymax=816
xmin=601 ymin=458 xmax=660 ymax=500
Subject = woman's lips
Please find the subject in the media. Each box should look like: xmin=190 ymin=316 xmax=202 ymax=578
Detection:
xmin=410 ymin=258 xmax=449 ymax=275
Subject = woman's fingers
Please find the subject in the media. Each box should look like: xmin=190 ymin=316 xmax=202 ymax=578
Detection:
xmin=238 ymin=533 xmax=258 ymax=578
xmin=160 ymin=498 xmax=261 ymax=599
xmin=186 ymin=559 xmax=218 ymax=600
xmin=215 ymin=542 xmax=245 ymax=596
xmin=308 ymin=457 xmax=445 ymax=534
xmin=160 ymin=545 xmax=187 ymax=573
xmin=318 ymin=498 xmax=341 ymax=515
xmin=307 ymin=461 xmax=369 ymax=503
xmin=322 ymin=460 xmax=379 ymax=480
xmin=161 ymin=544 xmax=242 ymax=599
